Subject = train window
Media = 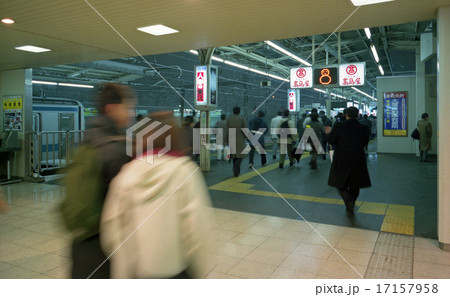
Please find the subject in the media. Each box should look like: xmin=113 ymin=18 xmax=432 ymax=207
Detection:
xmin=59 ymin=113 xmax=74 ymax=131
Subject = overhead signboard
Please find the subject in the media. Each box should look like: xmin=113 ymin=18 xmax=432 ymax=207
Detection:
xmin=287 ymin=89 xmax=299 ymax=112
xmin=313 ymin=67 xmax=338 ymax=87
xmin=339 ymin=62 xmax=365 ymax=86
xmin=195 ymin=65 xmax=208 ymax=106
xmin=290 ymin=67 xmax=313 ymax=89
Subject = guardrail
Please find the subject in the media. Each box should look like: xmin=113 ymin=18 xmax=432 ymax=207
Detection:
xmin=26 ymin=130 xmax=85 ymax=177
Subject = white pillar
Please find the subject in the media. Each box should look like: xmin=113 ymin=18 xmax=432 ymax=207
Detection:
xmin=415 ymin=46 xmax=426 ymax=157
xmin=437 ymin=6 xmax=450 ymax=250
xmin=0 ymin=69 xmax=33 ymax=178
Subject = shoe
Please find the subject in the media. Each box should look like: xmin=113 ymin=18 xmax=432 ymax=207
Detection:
xmin=289 ymin=162 xmax=295 ymax=167
xmin=249 ymin=163 xmax=253 ymax=168
xmin=346 ymin=201 xmax=355 ymax=218
xmin=273 ymin=155 xmax=276 ymax=159
xmin=423 ymin=160 xmax=431 ymax=163
xmin=279 ymin=164 xmax=283 ymax=169
xmin=262 ymin=162 xmax=266 ymax=166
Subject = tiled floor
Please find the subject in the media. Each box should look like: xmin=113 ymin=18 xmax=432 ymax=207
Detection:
xmin=1 ymin=182 xmax=450 ymax=279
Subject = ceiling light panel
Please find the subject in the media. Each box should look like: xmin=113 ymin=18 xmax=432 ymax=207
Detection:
xmin=350 ymin=0 xmax=395 ymax=6
xmin=2 ymin=18 xmax=14 ymax=24
xmin=15 ymin=45 xmax=51 ymax=53
xmin=137 ymin=24 xmax=179 ymax=36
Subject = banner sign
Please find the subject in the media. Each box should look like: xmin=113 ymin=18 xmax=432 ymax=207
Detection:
xmin=287 ymin=89 xmax=298 ymax=112
xmin=195 ymin=66 xmax=208 ymax=106
xmin=383 ymin=92 xmax=407 ymax=136
xmin=290 ymin=67 xmax=312 ymax=88
xmin=339 ymin=62 xmax=365 ymax=86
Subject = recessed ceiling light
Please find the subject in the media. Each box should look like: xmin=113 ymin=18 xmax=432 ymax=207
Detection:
xmin=350 ymin=0 xmax=394 ymax=6
xmin=137 ymin=24 xmax=179 ymax=36
xmin=15 ymin=45 xmax=51 ymax=53
xmin=2 ymin=18 xmax=14 ymax=24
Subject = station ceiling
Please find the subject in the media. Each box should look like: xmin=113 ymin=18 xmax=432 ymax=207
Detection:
xmin=1 ymin=0 xmax=448 ymax=100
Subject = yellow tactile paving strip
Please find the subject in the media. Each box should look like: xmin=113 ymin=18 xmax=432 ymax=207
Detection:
xmin=208 ymin=154 xmax=415 ymax=236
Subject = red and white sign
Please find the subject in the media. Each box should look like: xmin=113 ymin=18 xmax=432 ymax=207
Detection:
xmin=290 ymin=67 xmax=312 ymax=89
xmin=339 ymin=62 xmax=365 ymax=86
xmin=288 ymin=89 xmax=298 ymax=112
xmin=195 ymin=66 xmax=207 ymax=105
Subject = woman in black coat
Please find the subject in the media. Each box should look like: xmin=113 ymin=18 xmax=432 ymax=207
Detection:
xmin=326 ymin=107 xmax=371 ymax=217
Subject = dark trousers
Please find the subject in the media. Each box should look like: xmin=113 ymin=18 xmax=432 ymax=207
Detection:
xmin=420 ymin=150 xmax=428 ymax=162
xmin=232 ymin=158 xmax=243 ymax=177
xmin=249 ymin=144 xmax=266 ymax=165
xmin=338 ymin=186 xmax=360 ymax=211
xmin=71 ymin=235 xmax=110 ymax=279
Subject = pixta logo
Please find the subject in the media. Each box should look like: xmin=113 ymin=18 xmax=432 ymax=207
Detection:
xmin=126 ymin=117 xmax=172 ymax=164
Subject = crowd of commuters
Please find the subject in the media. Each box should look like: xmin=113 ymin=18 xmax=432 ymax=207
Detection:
xmin=52 ymin=85 xmax=434 ymax=279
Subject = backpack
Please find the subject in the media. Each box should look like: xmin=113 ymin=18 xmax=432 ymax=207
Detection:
xmin=279 ymin=119 xmax=292 ymax=138
xmin=411 ymin=128 xmax=420 ymax=140
xmin=60 ymin=136 xmax=123 ymax=242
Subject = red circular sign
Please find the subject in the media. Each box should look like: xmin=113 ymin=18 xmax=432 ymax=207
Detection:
xmin=289 ymin=92 xmax=294 ymax=97
xmin=296 ymin=68 xmax=306 ymax=78
xmin=346 ymin=65 xmax=357 ymax=75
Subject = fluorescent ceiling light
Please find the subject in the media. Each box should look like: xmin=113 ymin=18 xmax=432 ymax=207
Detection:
xmin=58 ymin=83 xmax=94 ymax=88
xmin=137 ymin=24 xmax=178 ymax=36
xmin=15 ymin=45 xmax=51 ymax=53
xmin=350 ymin=0 xmax=395 ymax=6
xmin=378 ymin=64 xmax=385 ymax=75
xmin=224 ymin=60 xmax=249 ymax=71
xmin=351 ymin=86 xmax=377 ymax=101
xmin=211 ymin=56 xmax=224 ymax=63
xmin=364 ymin=28 xmax=371 ymax=39
xmin=32 ymin=80 xmax=57 ymax=85
xmin=189 ymin=50 xmax=198 ymax=55
xmin=313 ymin=88 xmax=327 ymax=94
xmin=265 ymin=41 xmax=312 ymax=66
xmin=370 ymin=44 xmax=380 ymax=63
xmin=2 ymin=18 xmax=14 ymax=24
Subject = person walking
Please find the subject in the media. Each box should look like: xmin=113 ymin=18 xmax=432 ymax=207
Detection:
xmin=325 ymin=107 xmax=371 ymax=218
xmin=278 ymin=109 xmax=297 ymax=168
xmin=417 ymin=113 xmax=432 ymax=162
xmin=214 ymin=114 xmax=227 ymax=160
xmin=61 ymin=83 xmax=135 ymax=278
xmin=270 ymin=111 xmax=283 ymax=159
xmin=308 ymin=112 xmax=326 ymax=169
xmin=319 ymin=111 xmax=332 ymax=160
xmin=248 ymin=110 xmax=268 ymax=168
xmin=226 ymin=106 xmax=247 ymax=177
xmin=101 ymin=111 xmax=212 ymax=279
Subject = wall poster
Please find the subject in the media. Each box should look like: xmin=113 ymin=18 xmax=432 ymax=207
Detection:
xmin=3 ymin=95 xmax=23 ymax=131
xmin=383 ymin=92 xmax=407 ymax=136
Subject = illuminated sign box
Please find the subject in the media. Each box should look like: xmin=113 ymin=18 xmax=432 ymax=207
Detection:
xmin=290 ymin=67 xmax=313 ymax=89
xmin=339 ymin=63 xmax=365 ymax=86
xmin=195 ymin=66 xmax=208 ymax=106
xmin=287 ymin=89 xmax=299 ymax=112
xmin=313 ymin=67 xmax=338 ymax=88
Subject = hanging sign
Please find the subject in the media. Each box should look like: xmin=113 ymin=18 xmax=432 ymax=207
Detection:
xmin=290 ymin=67 xmax=313 ymax=88
xmin=287 ymin=89 xmax=299 ymax=112
xmin=383 ymin=92 xmax=408 ymax=136
xmin=209 ymin=66 xmax=218 ymax=106
xmin=313 ymin=67 xmax=338 ymax=87
xmin=339 ymin=62 xmax=365 ymax=86
xmin=195 ymin=66 xmax=208 ymax=106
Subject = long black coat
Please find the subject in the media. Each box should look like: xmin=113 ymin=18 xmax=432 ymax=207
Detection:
xmin=327 ymin=119 xmax=371 ymax=189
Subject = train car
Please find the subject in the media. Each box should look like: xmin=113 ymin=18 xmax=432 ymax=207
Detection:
xmin=31 ymin=97 xmax=86 ymax=176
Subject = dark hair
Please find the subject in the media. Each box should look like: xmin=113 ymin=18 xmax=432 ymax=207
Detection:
xmin=422 ymin=113 xmax=429 ymax=119
xmin=258 ymin=110 xmax=265 ymax=117
xmin=97 ymin=83 xmax=133 ymax=114
xmin=283 ymin=109 xmax=290 ymax=117
xmin=136 ymin=114 xmax=144 ymax=121
xmin=310 ymin=112 xmax=319 ymax=121
xmin=311 ymin=108 xmax=318 ymax=113
xmin=319 ymin=110 xmax=325 ymax=115
xmin=277 ymin=111 xmax=282 ymax=116
xmin=344 ymin=107 xmax=359 ymax=119
xmin=184 ymin=116 xmax=194 ymax=124
xmin=220 ymin=114 xmax=226 ymax=120
xmin=363 ymin=114 xmax=368 ymax=119
xmin=233 ymin=106 xmax=240 ymax=115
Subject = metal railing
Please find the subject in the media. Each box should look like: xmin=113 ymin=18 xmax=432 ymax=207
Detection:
xmin=26 ymin=130 xmax=85 ymax=177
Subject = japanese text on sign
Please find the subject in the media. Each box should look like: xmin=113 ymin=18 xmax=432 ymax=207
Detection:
xmin=339 ymin=63 xmax=365 ymax=86
xmin=383 ymin=92 xmax=407 ymax=136
xmin=195 ymin=66 xmax=207 ymax=105
xmin=290 ymin=67 xmax=312 ymax=89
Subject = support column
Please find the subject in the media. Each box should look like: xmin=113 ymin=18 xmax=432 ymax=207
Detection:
xmin=0 ymin=69 xmax=33 ymax=179
xmin=415 ymin=46 xmax=426 ymax=157
xmin=437 ymin=6 xmax=450 ymax=250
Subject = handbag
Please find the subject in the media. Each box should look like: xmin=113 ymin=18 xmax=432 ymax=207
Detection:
xmin=411 ymin=128 xmax=420 ymax=140
xmin=223 ymin=146 xmax=230 ymax=161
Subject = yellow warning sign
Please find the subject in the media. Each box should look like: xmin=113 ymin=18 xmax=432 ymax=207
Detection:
xmin=3 ymin=96 xmax=23 ymax=110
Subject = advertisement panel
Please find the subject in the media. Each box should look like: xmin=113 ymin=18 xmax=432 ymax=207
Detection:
xmin=195 ymin=66 xmax=208 ymax=106
xmin=287 ymin=89 xmax=298 ymax=112
xmin=383 ymin=92 xmax=408 ymax=136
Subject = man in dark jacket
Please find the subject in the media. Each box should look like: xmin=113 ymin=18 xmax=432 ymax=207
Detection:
xmin=325 ymin=107 xmax=371 ymax=217
xmin=70 ymin=83 xmax=134 ymax=278
xmin=248 ymin=110 xmax=268 ymax=168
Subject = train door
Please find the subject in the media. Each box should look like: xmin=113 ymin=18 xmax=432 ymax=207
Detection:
xmin=59 ymin=113 xmax=74 ymax=160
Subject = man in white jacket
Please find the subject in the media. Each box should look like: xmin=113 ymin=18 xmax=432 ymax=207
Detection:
xmin=270 ymin=111 xmax=283 ymax=159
